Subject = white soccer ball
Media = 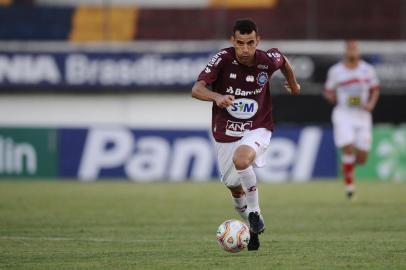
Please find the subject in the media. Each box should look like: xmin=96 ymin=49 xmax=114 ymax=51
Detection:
xmin=216 ymin=219 xmax=250 ymax=253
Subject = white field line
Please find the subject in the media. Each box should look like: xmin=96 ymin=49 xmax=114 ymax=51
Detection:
xmin=0 ymin=236 xmax=213 ymax=243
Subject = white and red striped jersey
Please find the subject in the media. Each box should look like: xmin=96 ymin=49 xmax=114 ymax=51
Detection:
xmin=324 ymin=60 xmax=379 ymax=110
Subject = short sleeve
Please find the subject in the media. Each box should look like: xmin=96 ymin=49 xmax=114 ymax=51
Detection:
xmin=266 ymin=48 xmax=286 ymax=71
xmin=197 ymin=50 xmax=228 ymax=85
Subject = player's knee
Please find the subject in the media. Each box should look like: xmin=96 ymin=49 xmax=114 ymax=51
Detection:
xmin=233 ymin=156 xmax=251 ymax=170
xmin=342 ymin=144 xmax=355 ymax=155
xmin=233 ymin=145 xmax=255 ymax=170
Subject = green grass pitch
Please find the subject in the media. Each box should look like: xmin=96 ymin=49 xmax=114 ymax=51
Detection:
xmin=0 ymin=180 xmax=405 ymax=270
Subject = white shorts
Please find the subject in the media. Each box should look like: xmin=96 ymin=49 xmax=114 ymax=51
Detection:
xmin=215 ymin=128 xmax=272 ymax=188
xmin=332 ymin=107 xmax=372 ymax=151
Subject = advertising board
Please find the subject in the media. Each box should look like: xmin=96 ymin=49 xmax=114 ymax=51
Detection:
xmin=58 ymin=126 xmax=337 ymax=181
xmin=0 ymin=128 xmax=58 ymax=178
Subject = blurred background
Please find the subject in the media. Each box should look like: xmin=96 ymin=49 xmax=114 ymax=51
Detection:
xmin=0 ymin=0 xmax=405 ymax=182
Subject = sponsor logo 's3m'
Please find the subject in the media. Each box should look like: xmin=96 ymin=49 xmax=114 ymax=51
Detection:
xmin=226 ymin=98 xmax=258 ymax=120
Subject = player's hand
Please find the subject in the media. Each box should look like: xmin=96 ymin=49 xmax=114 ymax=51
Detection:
xmin=363 ymin=103 xmax=374 ymax=112
xmin=284 ymin=82 xmax=301 ymax=95
xmin=215 ymin=95 xmax=234 ymax=108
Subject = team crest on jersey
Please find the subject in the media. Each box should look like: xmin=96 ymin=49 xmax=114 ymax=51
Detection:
xmin=256 ymin=72 xmax=269 ymax=86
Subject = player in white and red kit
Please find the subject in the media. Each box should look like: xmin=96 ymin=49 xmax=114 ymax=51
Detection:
xmin=192 ymin=19 xmax=300 ymax=250
xmin=324 ymin=41 xmax=380 ymax=200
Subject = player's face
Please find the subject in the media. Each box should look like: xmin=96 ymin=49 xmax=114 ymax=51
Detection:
xmin=345 ymin=41 xmax=360 ymax=63
xmin=231 ymin=31 xmax=259 ymax=65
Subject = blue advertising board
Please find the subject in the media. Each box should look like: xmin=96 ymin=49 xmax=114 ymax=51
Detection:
xmin=0 ymin=51 xmax=212 ymax=90
xmin=1 ymin=49 xmax=404 ymax=93
xmin=57 ymin=126 xmax=337 ymax=181
xmin=58 ymin=127 xmax=218 ymax=181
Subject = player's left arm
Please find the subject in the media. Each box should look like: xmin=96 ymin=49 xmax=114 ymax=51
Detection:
xmin=364 ymin=85 xmax=380 ymax=112
xmin=364 ymin=67 xmax=380 ymax=112
xmin=279 ymin=56 xmax=301 ymax=95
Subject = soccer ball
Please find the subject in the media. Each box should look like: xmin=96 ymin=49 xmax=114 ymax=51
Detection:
xmin=216 ymin=219 xmax=250 ymax=253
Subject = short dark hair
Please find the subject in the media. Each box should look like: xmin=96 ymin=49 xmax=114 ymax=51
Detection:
xmin=233 ymin=19 xmax=258 ymax=35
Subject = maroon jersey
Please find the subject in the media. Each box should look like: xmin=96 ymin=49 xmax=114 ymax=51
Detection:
xmin=197 ymin=47 xmax=285 ymax=142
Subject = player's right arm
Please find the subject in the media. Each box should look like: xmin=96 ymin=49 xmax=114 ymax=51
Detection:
xmin=362 ymin=65 xmax=380 ymax=112
xmin=192 ymin=80 xmax=234 ymax=108
xmin=192 ymin=49 xmax=234 ymax=108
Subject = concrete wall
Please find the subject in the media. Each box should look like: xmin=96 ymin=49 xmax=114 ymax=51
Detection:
xmin=0 ymin=93 xmax=211 ymax=128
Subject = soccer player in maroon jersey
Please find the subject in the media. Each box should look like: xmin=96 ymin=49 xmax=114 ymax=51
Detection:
xmin=192 ymin=18 xmax=300 ymax=250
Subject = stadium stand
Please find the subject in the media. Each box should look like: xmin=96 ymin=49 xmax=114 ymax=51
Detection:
xmin=0 ymin=0 xmax=12 ymax=5
xmin=0 ymin=6 xmax=73 ymax=40
xmin=0 ymin=0 xmax=405 ymax=41
xmin=0 ymin=0 xmax=34 ymax=5
xmin=69 ymin=6 xmax=138 ymax=42
xmin=209 ymin=0 xmax=278 ymax=8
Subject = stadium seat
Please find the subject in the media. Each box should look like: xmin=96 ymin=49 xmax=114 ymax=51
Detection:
xmin=0 ymin=6 xmax=73 ymax=40
xmin=69 ymin=6 xmax=138 ymax=42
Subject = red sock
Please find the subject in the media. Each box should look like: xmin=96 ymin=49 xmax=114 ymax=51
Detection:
xmin=342 ymin=162 xmax=354 ymax=186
